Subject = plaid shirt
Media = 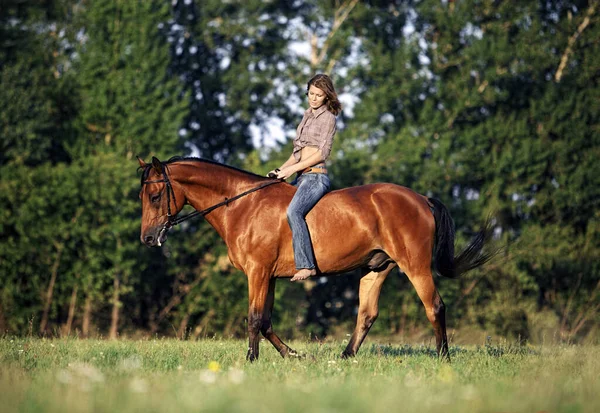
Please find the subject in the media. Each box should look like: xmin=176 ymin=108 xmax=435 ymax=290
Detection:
xmin=293 ymin=105 xmax=337 ymax=161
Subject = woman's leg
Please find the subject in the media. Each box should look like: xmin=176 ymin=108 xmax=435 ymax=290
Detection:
xmin=286 ymin=174 xmax=330 ymax=280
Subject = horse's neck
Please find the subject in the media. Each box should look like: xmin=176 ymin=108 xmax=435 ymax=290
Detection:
xmin=171 ymin=161 xmax=265 ymax=242
xmin=174 ymin=161 xmax=264 ymax=210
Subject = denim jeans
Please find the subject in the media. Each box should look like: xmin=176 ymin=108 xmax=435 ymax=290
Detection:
xmin=287 ymin=173 xmax=331 ymax=270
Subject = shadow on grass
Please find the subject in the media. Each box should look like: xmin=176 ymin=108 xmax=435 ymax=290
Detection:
xmin=363 ymin=342 xmax=538 ymax=358
xmin=364 ymin=344 xmax=442 ymax=358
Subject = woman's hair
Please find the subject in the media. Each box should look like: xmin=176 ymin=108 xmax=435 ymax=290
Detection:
xmin=307 ymin=74 xmax=342 ymax=116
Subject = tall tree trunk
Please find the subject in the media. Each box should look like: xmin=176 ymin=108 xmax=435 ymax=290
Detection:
xmin=0 ymin=301 xmax=6 ymax=334
xmin=40 ymin=242 xmax=64 ymax=335
xmin=62 ymin=284 xmax=78 ymax=337
xmin=109 ymin=273 xmax=120 ymax=339
xmin=82 ymin=294 xmax=92 ymax=338
xmin=192 ymin=309 xmax=215 ymax=339
xmin=177 ymin=313 xmax=190 ymax=339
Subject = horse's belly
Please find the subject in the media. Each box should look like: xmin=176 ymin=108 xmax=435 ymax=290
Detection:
xmin=309 ymin=209 xmax=381 ymax=274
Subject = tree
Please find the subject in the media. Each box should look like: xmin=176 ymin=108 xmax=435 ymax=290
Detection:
xmin=73 ymin=0 xmax=187 ymax=160
xmin=0 ymin=0 xmax=190 ymax=336
xmin=167 ymin=0 xmax=305 ymax=161
xmin=0 ymin=0 xmax=77 ymax=166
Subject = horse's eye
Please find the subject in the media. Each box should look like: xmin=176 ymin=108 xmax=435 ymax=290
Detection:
xmin=151 ymin=193 xmax=161 ymax=203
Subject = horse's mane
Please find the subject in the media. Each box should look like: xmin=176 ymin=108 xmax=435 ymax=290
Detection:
xmin=139 ymin=156 xmax=267 ymax=185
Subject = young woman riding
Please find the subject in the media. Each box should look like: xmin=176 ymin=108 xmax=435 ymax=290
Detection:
xmin=268 ymin=74 xmax=342 ymax=282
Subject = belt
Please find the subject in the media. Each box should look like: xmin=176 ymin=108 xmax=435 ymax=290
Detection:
xmin=300 ymin=164 xmax=327 ymax=174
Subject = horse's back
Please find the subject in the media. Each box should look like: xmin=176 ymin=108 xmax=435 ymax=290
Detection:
xmin=318 ymin=183 xmax=432 ymax=222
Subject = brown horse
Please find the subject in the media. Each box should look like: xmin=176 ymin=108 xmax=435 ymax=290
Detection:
xmin=138 ymin=156 xmax=494 ymax=361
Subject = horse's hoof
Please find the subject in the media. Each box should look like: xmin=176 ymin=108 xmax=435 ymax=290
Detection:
xmin=283 ymin=349 xmax=307 ymax=360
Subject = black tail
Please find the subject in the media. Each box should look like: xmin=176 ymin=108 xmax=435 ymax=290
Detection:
xmin=428 ymin=198 xmax=496 ymax=279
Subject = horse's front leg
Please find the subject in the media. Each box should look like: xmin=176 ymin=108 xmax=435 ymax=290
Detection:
xmin=247 ymin=274 xmax=298 ymax=361
xmin=246 ymin=273 xmax=265 ymax=362
xmin=261 ymin=278 xmax=299 ymax=358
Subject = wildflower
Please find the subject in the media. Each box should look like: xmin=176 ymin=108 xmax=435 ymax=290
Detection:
xmin=208 ymin=361 xmax=220 ymax=372
xmin=56 ymin=362 xmax=104 ymax=392
xmin=119 ymin=355 xmax=142 ymax=371
xmin=129 ymin=377 xmax=148 ymax=394
xmin=227 ymin=368 xmax=245 ymax=384
xmin=461 ymin=384 xmax=478 ymax=401
xmin=404 ymin=371 xmax=420 ymax=388
xmin=56 ymin=369 xmax=73 ymax=384
xmin=437 ymin=365 xmax=456 ymax=383
xmin=199 ymin=370 xmax=217 ymax=384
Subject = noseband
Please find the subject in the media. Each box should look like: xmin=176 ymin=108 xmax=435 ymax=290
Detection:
xmin=142 ymin=165 xmax=283 ymax=231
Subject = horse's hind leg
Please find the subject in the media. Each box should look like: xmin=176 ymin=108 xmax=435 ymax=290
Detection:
xmin=261 ymin=278 xmax=299 ymax=358
xmin=405 ymin=268 xmax=450 ymax=360
xmin=341 ymin=263 xmax=396 ymax=358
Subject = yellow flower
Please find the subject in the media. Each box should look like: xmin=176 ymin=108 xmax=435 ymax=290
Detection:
xmin=208 ymin=361 xmax=220 ymax=372
xmin=437 ymin=365 xmax=456 ymax=383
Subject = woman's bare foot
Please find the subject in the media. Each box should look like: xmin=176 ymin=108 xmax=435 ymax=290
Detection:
xmin=290 ymin=268 xmax=316 ymax=282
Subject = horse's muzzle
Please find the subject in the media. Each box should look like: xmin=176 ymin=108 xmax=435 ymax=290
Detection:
xmin=141 ymin=225 xmax=169 ymax=247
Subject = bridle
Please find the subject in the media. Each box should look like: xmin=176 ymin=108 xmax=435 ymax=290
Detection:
xmin=142 ymin=164 xmax=283 ymax=232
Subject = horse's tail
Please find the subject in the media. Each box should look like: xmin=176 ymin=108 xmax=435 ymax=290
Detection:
xmin=428 ymin=197 xmax=496 ymax=279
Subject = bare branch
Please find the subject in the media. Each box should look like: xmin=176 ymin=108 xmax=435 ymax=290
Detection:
xmin=555 ymin=1 xmax=598 ymax=82
xmin=310 ymin=0 xmax=359 ymax=70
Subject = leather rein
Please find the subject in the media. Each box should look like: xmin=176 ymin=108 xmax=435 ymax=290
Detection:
xmin=142 ymin=165 xmax=283 ymax=231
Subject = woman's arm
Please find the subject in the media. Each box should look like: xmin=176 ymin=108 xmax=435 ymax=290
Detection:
xmin=274 ymin=147 xmax=324 ymax=179
xmin=279 ymin=153 xmax=297 ymax=170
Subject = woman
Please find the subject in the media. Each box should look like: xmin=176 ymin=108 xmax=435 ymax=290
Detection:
xmin=268 ymin=74 xmax=342 ymax=282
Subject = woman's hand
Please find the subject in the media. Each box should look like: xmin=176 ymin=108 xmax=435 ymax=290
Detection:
xmin=274 ymin=166 xmax=295 ymax=180
xmin=266 ymin=168 xmax=280 ymax=178
xmin=267 ymin=167 xmax=295 ymax=180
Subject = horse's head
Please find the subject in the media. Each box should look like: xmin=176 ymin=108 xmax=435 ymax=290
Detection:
xmin=138 ymin=156 xmax=186 ymax=247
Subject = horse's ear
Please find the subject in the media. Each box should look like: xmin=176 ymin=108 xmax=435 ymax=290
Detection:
xmin=151 ymin=156 xmax=163 ymax=174
xmin=137 ymin=156 xmax=146 ymax=168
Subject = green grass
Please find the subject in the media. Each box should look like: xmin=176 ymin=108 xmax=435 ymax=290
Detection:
xmin=1 ymin=338 xmax=598 ymax=413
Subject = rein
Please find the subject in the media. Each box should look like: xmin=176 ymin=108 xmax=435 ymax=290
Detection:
xmin=143 ymin=165 xmax=283 ymax=229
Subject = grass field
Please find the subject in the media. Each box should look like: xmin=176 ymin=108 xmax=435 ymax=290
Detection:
xmin=0 ymin=337 xmax=598 ymax=413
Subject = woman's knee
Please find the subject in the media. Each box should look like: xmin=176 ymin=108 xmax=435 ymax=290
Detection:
xmin=286 ymin=206 xmax=302 ymax=223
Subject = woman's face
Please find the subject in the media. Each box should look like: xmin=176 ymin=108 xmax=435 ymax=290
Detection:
xmin=307 ymin=85 xmax=327 ymax=110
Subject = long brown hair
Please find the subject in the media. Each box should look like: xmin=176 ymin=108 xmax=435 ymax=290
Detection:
xmin=307 ymin=74 xmax=342 ymax=116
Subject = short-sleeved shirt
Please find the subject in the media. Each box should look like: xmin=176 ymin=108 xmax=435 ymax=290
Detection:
xmin=292 ymin=105 xmax=337 ymax=161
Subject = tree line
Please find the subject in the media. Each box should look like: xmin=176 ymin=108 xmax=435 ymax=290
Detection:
xmin=1 ymin=0 xmax=598 ymax=344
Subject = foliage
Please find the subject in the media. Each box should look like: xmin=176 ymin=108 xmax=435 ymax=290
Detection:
xmin=0 ymin=0 xmax=598 ymax=344
xmin=166 ymin=0 xmax=303 ymax=161
xmin=72 ymin=0 xmax=188 ymax=159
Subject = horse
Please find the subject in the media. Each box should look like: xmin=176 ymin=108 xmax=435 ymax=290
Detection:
xmin=138 ymin=156 xmax=495 ymax=361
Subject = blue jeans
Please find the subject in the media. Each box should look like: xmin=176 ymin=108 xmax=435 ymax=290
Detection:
xmin=287 ymin=173 xmax=331 ymax=270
